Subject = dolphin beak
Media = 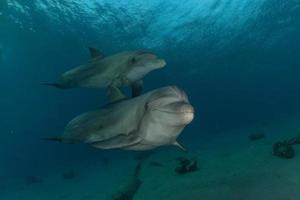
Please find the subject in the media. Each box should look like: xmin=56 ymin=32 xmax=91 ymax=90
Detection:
xmin=158 ymin=59 xmax=166 ymax=68
xmin=180 ymin=103 xmax=194 ymax=113
xmin=150 ymin=58 xmax=166 ymax=69
xmin=158 ymin=102 xmax=194 ymax=114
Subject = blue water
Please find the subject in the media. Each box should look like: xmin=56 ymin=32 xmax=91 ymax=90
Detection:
xmin=1 ymin=0 xmax=300 ymax=199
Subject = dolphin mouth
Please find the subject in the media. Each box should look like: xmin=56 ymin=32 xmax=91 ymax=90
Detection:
xmin=153 ymin=103 xmax=194 ymax=114
xmin=156 ymin=59 xmax=166 ymax=68
xmin=153 ymin=105 xmax=194 ymax=125
xmin=135 ymin=51 xmax=166 ymax=68
xmin=145 ymin=56 xmax=166 ymax=68
xmin=153 ymin=109 xmax=194 ymax=114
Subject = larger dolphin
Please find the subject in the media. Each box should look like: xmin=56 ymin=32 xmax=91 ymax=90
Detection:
xmin=44 ymin=86 xmax=194 ymax=151
xmin=43 ymin=48 xmax=166 ymax=98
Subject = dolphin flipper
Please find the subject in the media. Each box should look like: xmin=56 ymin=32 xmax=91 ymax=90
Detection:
xmin=131 ymin=80 xmax=143 ymax=97
xmin=173 ymin=141 xmax=187 ymax=152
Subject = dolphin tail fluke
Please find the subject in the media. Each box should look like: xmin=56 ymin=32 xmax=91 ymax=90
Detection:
xmin=173 ymin=141 xmax=187 ymax=152
xmin=41 ymin=136 xmax=62 ymax=142
xmin=41 ymin=82 xmax=65 ymax=89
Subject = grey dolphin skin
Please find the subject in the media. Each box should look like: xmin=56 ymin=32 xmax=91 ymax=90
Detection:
xmin=44 ymin=86 xmax=194 ymax=151
xmin=43 ymin=48 xmax=166 ymax=98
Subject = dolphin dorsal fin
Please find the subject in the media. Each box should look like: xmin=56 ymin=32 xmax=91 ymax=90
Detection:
xmin=88 ymin=47 xmax=103 ymax=60
xmin=107 ymin=86 xmax=127 ymax=102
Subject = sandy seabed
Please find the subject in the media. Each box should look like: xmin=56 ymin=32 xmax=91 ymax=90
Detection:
xmin=1 ymin=115 xmax=300 ymax=200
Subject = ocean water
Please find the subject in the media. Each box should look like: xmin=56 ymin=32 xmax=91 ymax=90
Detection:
xmin=1 ymin=0 xmax=300 ymax=199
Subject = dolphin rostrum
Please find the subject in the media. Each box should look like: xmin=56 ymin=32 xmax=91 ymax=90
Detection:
xmin=44 ymin=86 xmax=194 ymax=151
xmin=43 ymin=48 xmax=166 ymax=98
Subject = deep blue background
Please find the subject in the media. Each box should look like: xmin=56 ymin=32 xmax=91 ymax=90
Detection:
xmin=0 ymin=0 xmax=299 ymax=177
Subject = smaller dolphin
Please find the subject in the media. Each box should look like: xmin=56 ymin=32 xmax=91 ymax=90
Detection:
xmin=44 ymin=86 xmax=194 ymax=151
xmin=43 ymin=48 xmax=166 ymax=98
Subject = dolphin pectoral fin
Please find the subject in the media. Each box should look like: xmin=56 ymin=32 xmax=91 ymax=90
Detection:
xmin=107 ymin=86 xmax=127 ymax=102
xmin=131 ymin=80 xmax=143 ymax=97
xmin=88 ymin=47 xmax=103 ymax=60
xmin=90 ymin=133 xmax=142 ymax=149
xmin=173 ymin=141 xmax=187 ymax=152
